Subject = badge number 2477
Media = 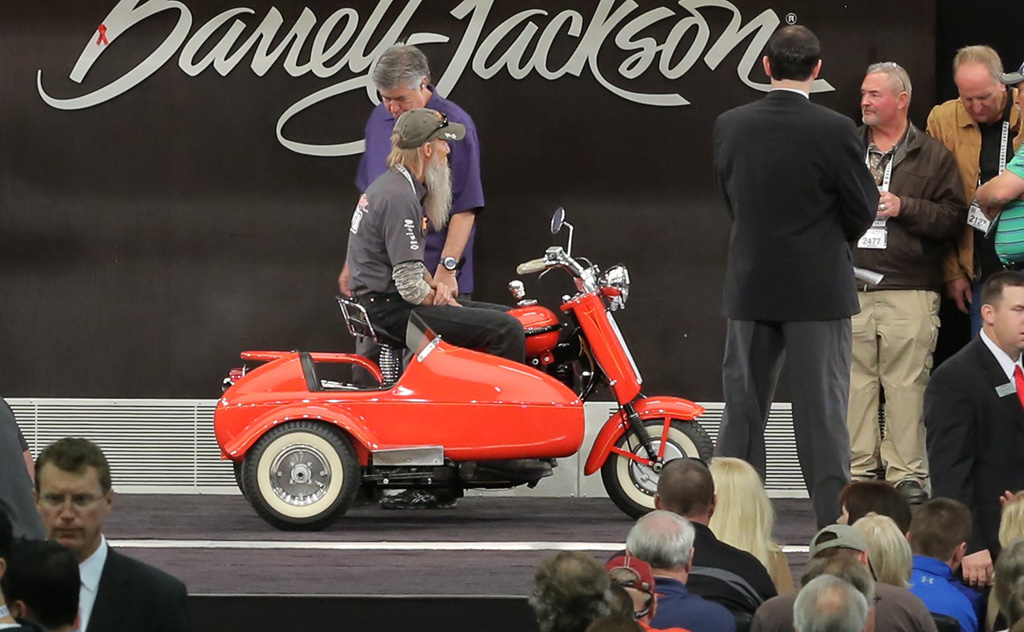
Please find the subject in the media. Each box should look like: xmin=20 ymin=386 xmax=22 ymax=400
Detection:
xmin=858 ymin=227 xmax=887 ymax=250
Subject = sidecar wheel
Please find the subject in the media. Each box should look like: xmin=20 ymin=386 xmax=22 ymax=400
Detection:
xmin=242 ymin=421 xmax=360 ymax=531
xmin=601 ymin=418 xmax=713 ymax=519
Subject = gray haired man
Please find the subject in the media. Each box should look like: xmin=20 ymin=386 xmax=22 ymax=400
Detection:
xmin=794 ymin=575 xmax=871 ymax=632
xmin=751 ymin=525 xmax=936 ymax=632
xmin=848 ymin=61 xmax=966 ymax=504
xmin=342 ymin=43 xmax=484 ymax=299
xmin=626 ymin=510 xmax=736 ymax=632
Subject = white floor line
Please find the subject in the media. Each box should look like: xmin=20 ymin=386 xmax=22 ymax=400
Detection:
xmin=109 ymin=540 xmax=625 ymax=551
xmin=781 ymin=545 xmax=810 ymax=554
xmin=108 ymin=539 xmax=813 ymax=554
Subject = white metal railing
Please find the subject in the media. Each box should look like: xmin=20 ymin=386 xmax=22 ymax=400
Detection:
xmin=9 ymin=399 xmax=807 ymax=498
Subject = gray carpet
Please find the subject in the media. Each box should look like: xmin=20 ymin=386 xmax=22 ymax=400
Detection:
xmin=103 ymin=496 xmax=817 ymax=596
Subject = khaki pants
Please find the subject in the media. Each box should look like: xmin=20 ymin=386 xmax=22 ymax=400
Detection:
xmin=847 ymin=289 xmax=939 ymax=484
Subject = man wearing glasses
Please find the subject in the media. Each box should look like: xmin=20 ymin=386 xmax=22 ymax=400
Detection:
xmin=847 ymin=62 xmax=966 ymax=507
xmin=340 ymin=43 xmax=484 ymax=300
xmin=34 ymin=438 xmax=191 ymax=632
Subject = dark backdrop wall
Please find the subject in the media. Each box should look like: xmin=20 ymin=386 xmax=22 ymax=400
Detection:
xmin=1 ymin=0 xmax=936 ymax=399
xmin=936 ymin=0 xmax=1024 ymax=103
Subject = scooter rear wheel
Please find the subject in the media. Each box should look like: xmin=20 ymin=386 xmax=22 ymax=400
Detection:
xmin=242 ymin=420 xmax=360 ymax=531
xmin=601 ymin=418 xmax=713 ymax=519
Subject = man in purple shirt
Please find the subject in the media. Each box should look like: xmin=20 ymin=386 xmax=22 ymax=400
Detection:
xmin=340 ymin=43 xmax=484 ymax=298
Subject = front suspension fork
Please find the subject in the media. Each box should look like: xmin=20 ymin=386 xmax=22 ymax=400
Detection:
xmin=623 ymin=402 xmax=662 ymax=471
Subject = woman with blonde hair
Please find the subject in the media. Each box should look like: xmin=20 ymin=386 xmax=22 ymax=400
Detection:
xmin=994 ymin=537 xmax=1024 ymax=632
xmin=708 ymin=456 xmax=794 ymax=594
xmin=851 ymin=512 xmax=912 ymax=587
xmin=1000 ymin=493 xmax=1024 ymax=546
xmin=987 ymin=493 xmax=1024 ymax=631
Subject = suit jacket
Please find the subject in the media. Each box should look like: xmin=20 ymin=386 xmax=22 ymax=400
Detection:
xmin=88 ymin=548 xmax=192 ymax=632
xmin=714 ymin=90 xmax=878 ymax=321
xmin=924 ymin=336 xmax=1024 ymax=556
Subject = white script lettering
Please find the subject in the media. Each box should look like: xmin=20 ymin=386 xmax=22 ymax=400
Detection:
xmin=37 ymin=0 xmax=834 ymax=156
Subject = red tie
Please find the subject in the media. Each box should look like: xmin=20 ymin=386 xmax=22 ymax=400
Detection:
xmin=1015 ymin=365 xmax=1024 ymax=410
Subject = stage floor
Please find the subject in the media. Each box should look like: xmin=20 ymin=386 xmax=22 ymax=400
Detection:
xmin=104 ymin=496 xmax=818 ymax=596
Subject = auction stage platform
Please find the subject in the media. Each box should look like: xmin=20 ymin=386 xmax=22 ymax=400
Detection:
xmin=108 ymin=495 xmax=819 ymax=632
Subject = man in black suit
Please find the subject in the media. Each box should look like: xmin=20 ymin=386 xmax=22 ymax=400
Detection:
xmin=924 ymin=270 xmax=1024 ymax=589
xmin=713 ymin=25 xmax=878 ymax=527
xmin=34 ymin=438 xmax=191 ymax=632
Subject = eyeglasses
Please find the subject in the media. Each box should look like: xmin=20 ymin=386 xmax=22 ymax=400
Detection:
xmin=431 ymin=112 xmax=451 ymax=134
xmin=878 ymin=62 xmax=909 ymax=94
xmin=40 ymin=493 xmax=104 ymax=509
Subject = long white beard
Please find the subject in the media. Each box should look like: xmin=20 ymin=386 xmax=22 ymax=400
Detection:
xmin=423 ymin=154 xmax=452 ymax=231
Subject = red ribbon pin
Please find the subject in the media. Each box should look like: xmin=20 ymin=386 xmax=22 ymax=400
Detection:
xmin=96 ymin=24 xmax=109 ymax=46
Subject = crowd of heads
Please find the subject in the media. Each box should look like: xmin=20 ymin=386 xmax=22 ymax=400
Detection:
xmin=527 ymin=455 xmax=1024 ymax=632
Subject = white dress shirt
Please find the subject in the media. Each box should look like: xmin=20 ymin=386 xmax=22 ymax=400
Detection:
xmin=980 ymin=329 xmax=1024 ymax=382
xmin=78 ymin=535 xmax=109 ymax=632
xmin=0 ymin=603 xmax=20 ymax=630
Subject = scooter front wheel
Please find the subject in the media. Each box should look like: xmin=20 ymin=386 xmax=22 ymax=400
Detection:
xmin=601 ymin=418 xmax=713 ymax=519
xmin=242 ymin=420 xmax=360 ymax=531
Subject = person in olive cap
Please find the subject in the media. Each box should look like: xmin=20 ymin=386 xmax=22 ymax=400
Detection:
xmin=346 ymin=108 xmax=549 ymax=509
xmin=750 ymin=524 xmax=936 ymax=632
xmin=346 ymin=107 xmax=525 ymax=362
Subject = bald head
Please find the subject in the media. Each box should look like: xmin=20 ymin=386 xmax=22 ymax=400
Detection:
xmin=655 ymin=458 xmax=714 ymax=520
xmin=794 ymin=575 xmax=870 ymax=632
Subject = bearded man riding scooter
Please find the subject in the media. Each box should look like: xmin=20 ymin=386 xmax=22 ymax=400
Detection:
xmin=345 ymin=108 xmax=552 ymax=509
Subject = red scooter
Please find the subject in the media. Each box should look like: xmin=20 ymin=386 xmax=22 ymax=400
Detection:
xmin=214 ymin=209 xmax=711 ymax=530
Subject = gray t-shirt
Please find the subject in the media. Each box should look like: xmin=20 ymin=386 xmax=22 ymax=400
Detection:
xmin=0 ymin=398 xmax=45 ymax=539
xmin=347 ymin=167 xmax=427 ymax=294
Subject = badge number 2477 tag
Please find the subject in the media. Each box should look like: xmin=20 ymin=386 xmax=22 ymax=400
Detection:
xmin=858 ymin=228 xmax=887 ymax=250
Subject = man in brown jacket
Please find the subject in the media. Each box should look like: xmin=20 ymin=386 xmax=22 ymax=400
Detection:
xmin=926 ymin=46 xmax=1024 ymax=335
xmin=849 ymin=63 xmax=966 ymax=505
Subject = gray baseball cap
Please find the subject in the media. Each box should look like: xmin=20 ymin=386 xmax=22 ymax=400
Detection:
xmin=393 ymin=108 xmax=466 ymax=149
xmin=1001 ymin=60 xmax=1024 ymax=86
xmin=809 ymin=524 xmax=868 ymax=557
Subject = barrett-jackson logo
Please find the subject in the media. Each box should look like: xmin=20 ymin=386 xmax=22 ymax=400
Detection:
xmin=36 ymin=0 xmax=834 ymax=157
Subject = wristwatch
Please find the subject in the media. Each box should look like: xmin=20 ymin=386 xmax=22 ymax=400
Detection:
xmin=441 ymin=256 xmax=459 ymax=272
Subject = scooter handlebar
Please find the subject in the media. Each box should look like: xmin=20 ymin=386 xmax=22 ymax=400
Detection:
xmin=516 ymin=258 xmax=548 ymax=275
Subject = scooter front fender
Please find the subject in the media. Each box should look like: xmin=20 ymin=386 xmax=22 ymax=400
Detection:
xmin=583 ymin=397 xmax=706 ymax=475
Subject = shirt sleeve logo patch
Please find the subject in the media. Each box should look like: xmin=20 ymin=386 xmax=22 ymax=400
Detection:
xmin=349 ymin=194 xmax=369 ymax=235
xmin=404 ymin=218 xmax=420 ymax=250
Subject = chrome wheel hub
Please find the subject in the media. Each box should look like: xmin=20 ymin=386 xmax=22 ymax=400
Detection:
xmin=270 ymin=445 xmax=331 ymax=506
xmin=627 ymin=440 xmax=685 ymax=494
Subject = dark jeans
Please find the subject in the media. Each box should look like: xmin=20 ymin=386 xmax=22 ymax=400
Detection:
xmin=358 ymin=293 xmax=525 ymax=363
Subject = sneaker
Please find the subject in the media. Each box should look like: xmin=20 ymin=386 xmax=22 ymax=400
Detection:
xmin=380 ymin=489 xmax=457 ymax=510
xmin=896 ymin=479 xmax=928 ymax=508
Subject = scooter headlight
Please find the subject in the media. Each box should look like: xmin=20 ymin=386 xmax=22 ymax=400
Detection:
xmin=600 ymin=265 xmax=630 ymax=310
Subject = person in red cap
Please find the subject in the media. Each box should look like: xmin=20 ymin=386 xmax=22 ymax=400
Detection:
xmin=605 ymin=555 xmax=691 ymax=632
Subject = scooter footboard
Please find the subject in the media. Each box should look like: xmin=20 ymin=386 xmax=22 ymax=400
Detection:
xmin=583 ymin=397 xmax=705 ymax=475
